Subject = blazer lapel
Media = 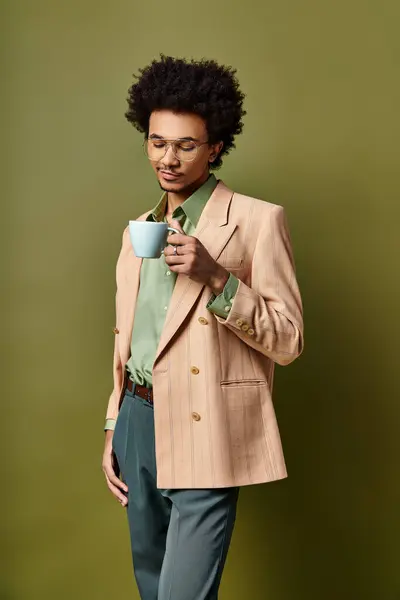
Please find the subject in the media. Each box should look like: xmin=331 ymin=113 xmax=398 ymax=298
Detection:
xmin=154 ymin=182 xmax=236 ymax=365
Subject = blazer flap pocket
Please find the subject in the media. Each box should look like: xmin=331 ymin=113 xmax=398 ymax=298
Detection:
xmin=220 ymin=379 xmax=266 ymax=388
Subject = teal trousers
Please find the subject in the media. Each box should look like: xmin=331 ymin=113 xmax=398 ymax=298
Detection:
xmin=112 ymin=386 xmax=240 ymax=600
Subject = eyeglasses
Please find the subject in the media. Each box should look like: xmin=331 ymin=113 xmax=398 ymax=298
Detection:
xmin=144 ymin=137 xmax=209 ymax=163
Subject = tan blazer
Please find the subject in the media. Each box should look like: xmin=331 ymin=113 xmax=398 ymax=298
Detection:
xmin=106 ymin=181 xmax=304 ymax=489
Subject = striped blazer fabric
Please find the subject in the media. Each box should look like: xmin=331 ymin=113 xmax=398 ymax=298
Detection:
xmin=106 ymin=181 xmax=304 ymax=488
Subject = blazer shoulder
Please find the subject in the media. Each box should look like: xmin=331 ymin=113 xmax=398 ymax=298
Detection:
xmin=231 ymin=190 xmax=284 ymax=215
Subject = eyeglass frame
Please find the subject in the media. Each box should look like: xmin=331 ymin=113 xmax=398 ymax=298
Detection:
xmin=143 ymin=136 xmax=210 ymax=163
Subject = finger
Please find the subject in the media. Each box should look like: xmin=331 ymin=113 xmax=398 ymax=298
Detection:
xmin=164 ymin=244 xmax=193 ymax=258
xmin=168 ymin=263 xmax=192 ymax=274
xmin=166 ymin=232 xmax=190 ymax=246
xmin=164 ymin=253 xmax=191 ymax=266
xmin=105 ymin=472 xmax=128 ymax=504
xmin=105 ymin=473 xmax=129 ymax=506
xmin=104 ymin=464 xmax=128 ymax=493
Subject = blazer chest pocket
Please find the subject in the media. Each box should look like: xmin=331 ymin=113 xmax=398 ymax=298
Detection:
xmin=218 ymin=257 xmax=245 ymax=270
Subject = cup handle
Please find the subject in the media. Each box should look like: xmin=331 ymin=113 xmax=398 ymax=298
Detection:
xmin=167 ymin=227 xmax=180 ymax=235
xmin=165 ymin=226 xmax=180 ymax=248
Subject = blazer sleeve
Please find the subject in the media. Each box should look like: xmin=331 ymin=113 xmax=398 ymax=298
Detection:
xmin=105 ymin=288 xmax=124 ymax=421
xmin=213 ymin=204 xmax=304 ymax=366
xmin=105 ymin=232 xmax=128 ymax=423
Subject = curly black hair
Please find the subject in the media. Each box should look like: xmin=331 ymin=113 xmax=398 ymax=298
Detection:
xmin=125 ymin=55 xmax=246 ymax=169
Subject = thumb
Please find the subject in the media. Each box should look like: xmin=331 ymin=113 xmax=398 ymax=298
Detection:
xmin=168 ymin=218 xmax=184 ymax=234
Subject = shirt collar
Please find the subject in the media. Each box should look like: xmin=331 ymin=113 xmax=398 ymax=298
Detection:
xmin=147 ymin=174 xmax=218 ymax=228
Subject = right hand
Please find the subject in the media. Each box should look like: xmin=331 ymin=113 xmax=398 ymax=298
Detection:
xmin=102 ymin=430 xmax=129 ymax=507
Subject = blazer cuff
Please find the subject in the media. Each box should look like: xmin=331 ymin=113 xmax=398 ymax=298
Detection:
xmin=206 ymin=273 xmax=239 ymax=319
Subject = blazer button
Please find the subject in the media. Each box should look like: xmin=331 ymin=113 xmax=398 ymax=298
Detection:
xmin=242 ymin=324 xmax=249 ymax=332
xmin=248 ymin=328 xmax=255 ymax=336
xmin=192 ymin=412 xmax=201 ymax=421
xmin=112 ymin=327 xmax=119 ymax=334
xmin=236 ymin=319 xmax=244 ymax=327
xmin=198 ymin=317 xmax=208 ymax=325
xmin=190 ymin=366 xmax=200 ymax=375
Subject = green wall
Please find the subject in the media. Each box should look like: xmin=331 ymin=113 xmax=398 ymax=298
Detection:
xmin=2 ymin=1 xmax=399 ymax=598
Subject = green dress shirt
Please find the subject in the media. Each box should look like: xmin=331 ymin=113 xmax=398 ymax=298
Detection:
xmin=105 ymin=175 xmax=239 ymax=431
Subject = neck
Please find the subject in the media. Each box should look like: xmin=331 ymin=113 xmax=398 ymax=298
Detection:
xmin=166 ymin=171 xmax=210 ymax=215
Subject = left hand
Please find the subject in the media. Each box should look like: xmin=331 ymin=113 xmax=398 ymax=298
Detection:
xmin=164 ymin=219 xmax=229 ymax=295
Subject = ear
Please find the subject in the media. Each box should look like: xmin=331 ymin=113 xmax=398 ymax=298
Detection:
xmin=209 ymin=141 xmax=224 ymax=163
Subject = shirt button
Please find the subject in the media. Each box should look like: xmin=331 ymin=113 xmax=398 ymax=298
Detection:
xmin=190 ymin=366 xmax=200 ymax=375
xmin=192 ymin=412 xmax=201 ymax=421
xmin=166 ymin=271 xmax=171 ymax=276
xmin=198 ymin=317 xmax=208 ymax=325
xmin=248 ymin=328 xmax=255 ymax=336
xmin=236 ymin=319 xmax=244 ymax=327
xmin=224 ymin=305 xmax=231 ymax=312
xmin=242 ymin=324 xmax=249 ymax=331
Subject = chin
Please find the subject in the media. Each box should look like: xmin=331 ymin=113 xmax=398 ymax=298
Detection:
xmin=158 ymin=178 xmax=187 ymax=193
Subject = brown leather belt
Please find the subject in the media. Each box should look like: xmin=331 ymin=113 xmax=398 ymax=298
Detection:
xmin=126 ymin=378 xmax=154 ymax=405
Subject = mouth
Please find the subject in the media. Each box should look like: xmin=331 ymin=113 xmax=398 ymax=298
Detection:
xmin=159 ymin=170 xmax=182 ymax=182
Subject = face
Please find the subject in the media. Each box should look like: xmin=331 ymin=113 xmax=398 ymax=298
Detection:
xmin=147 ymin=110 xmax=222 ymax=194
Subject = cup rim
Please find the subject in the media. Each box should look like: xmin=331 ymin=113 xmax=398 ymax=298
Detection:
xmin=129 ymin=220 xmax=167 ymax=226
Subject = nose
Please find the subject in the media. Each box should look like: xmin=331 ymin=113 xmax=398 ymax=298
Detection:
xmin=162 ymin=144 xmax=180 ymax=168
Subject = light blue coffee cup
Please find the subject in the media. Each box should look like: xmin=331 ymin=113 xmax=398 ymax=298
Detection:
xmin=128 ymin=220 xmax=180 ymax=258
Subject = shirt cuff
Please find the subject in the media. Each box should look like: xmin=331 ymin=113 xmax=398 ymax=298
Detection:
xmin=206 ymin=273 xmax=239 ymax=319
xmin=104 ymin=418 xmax=117 ymax=431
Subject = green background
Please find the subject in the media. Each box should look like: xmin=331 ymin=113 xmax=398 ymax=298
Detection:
xmin=2 ymin=0 xmax=399 ymax=598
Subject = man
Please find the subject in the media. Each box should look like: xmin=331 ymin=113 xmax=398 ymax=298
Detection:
xmin=102 ymin=55 xmax=304 ymax=600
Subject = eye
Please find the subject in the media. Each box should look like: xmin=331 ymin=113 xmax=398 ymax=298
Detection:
xmin=177 ymin=142 xmax=196 ymax=152
xmin=152 ymin=141 xmax=166 ymax=148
